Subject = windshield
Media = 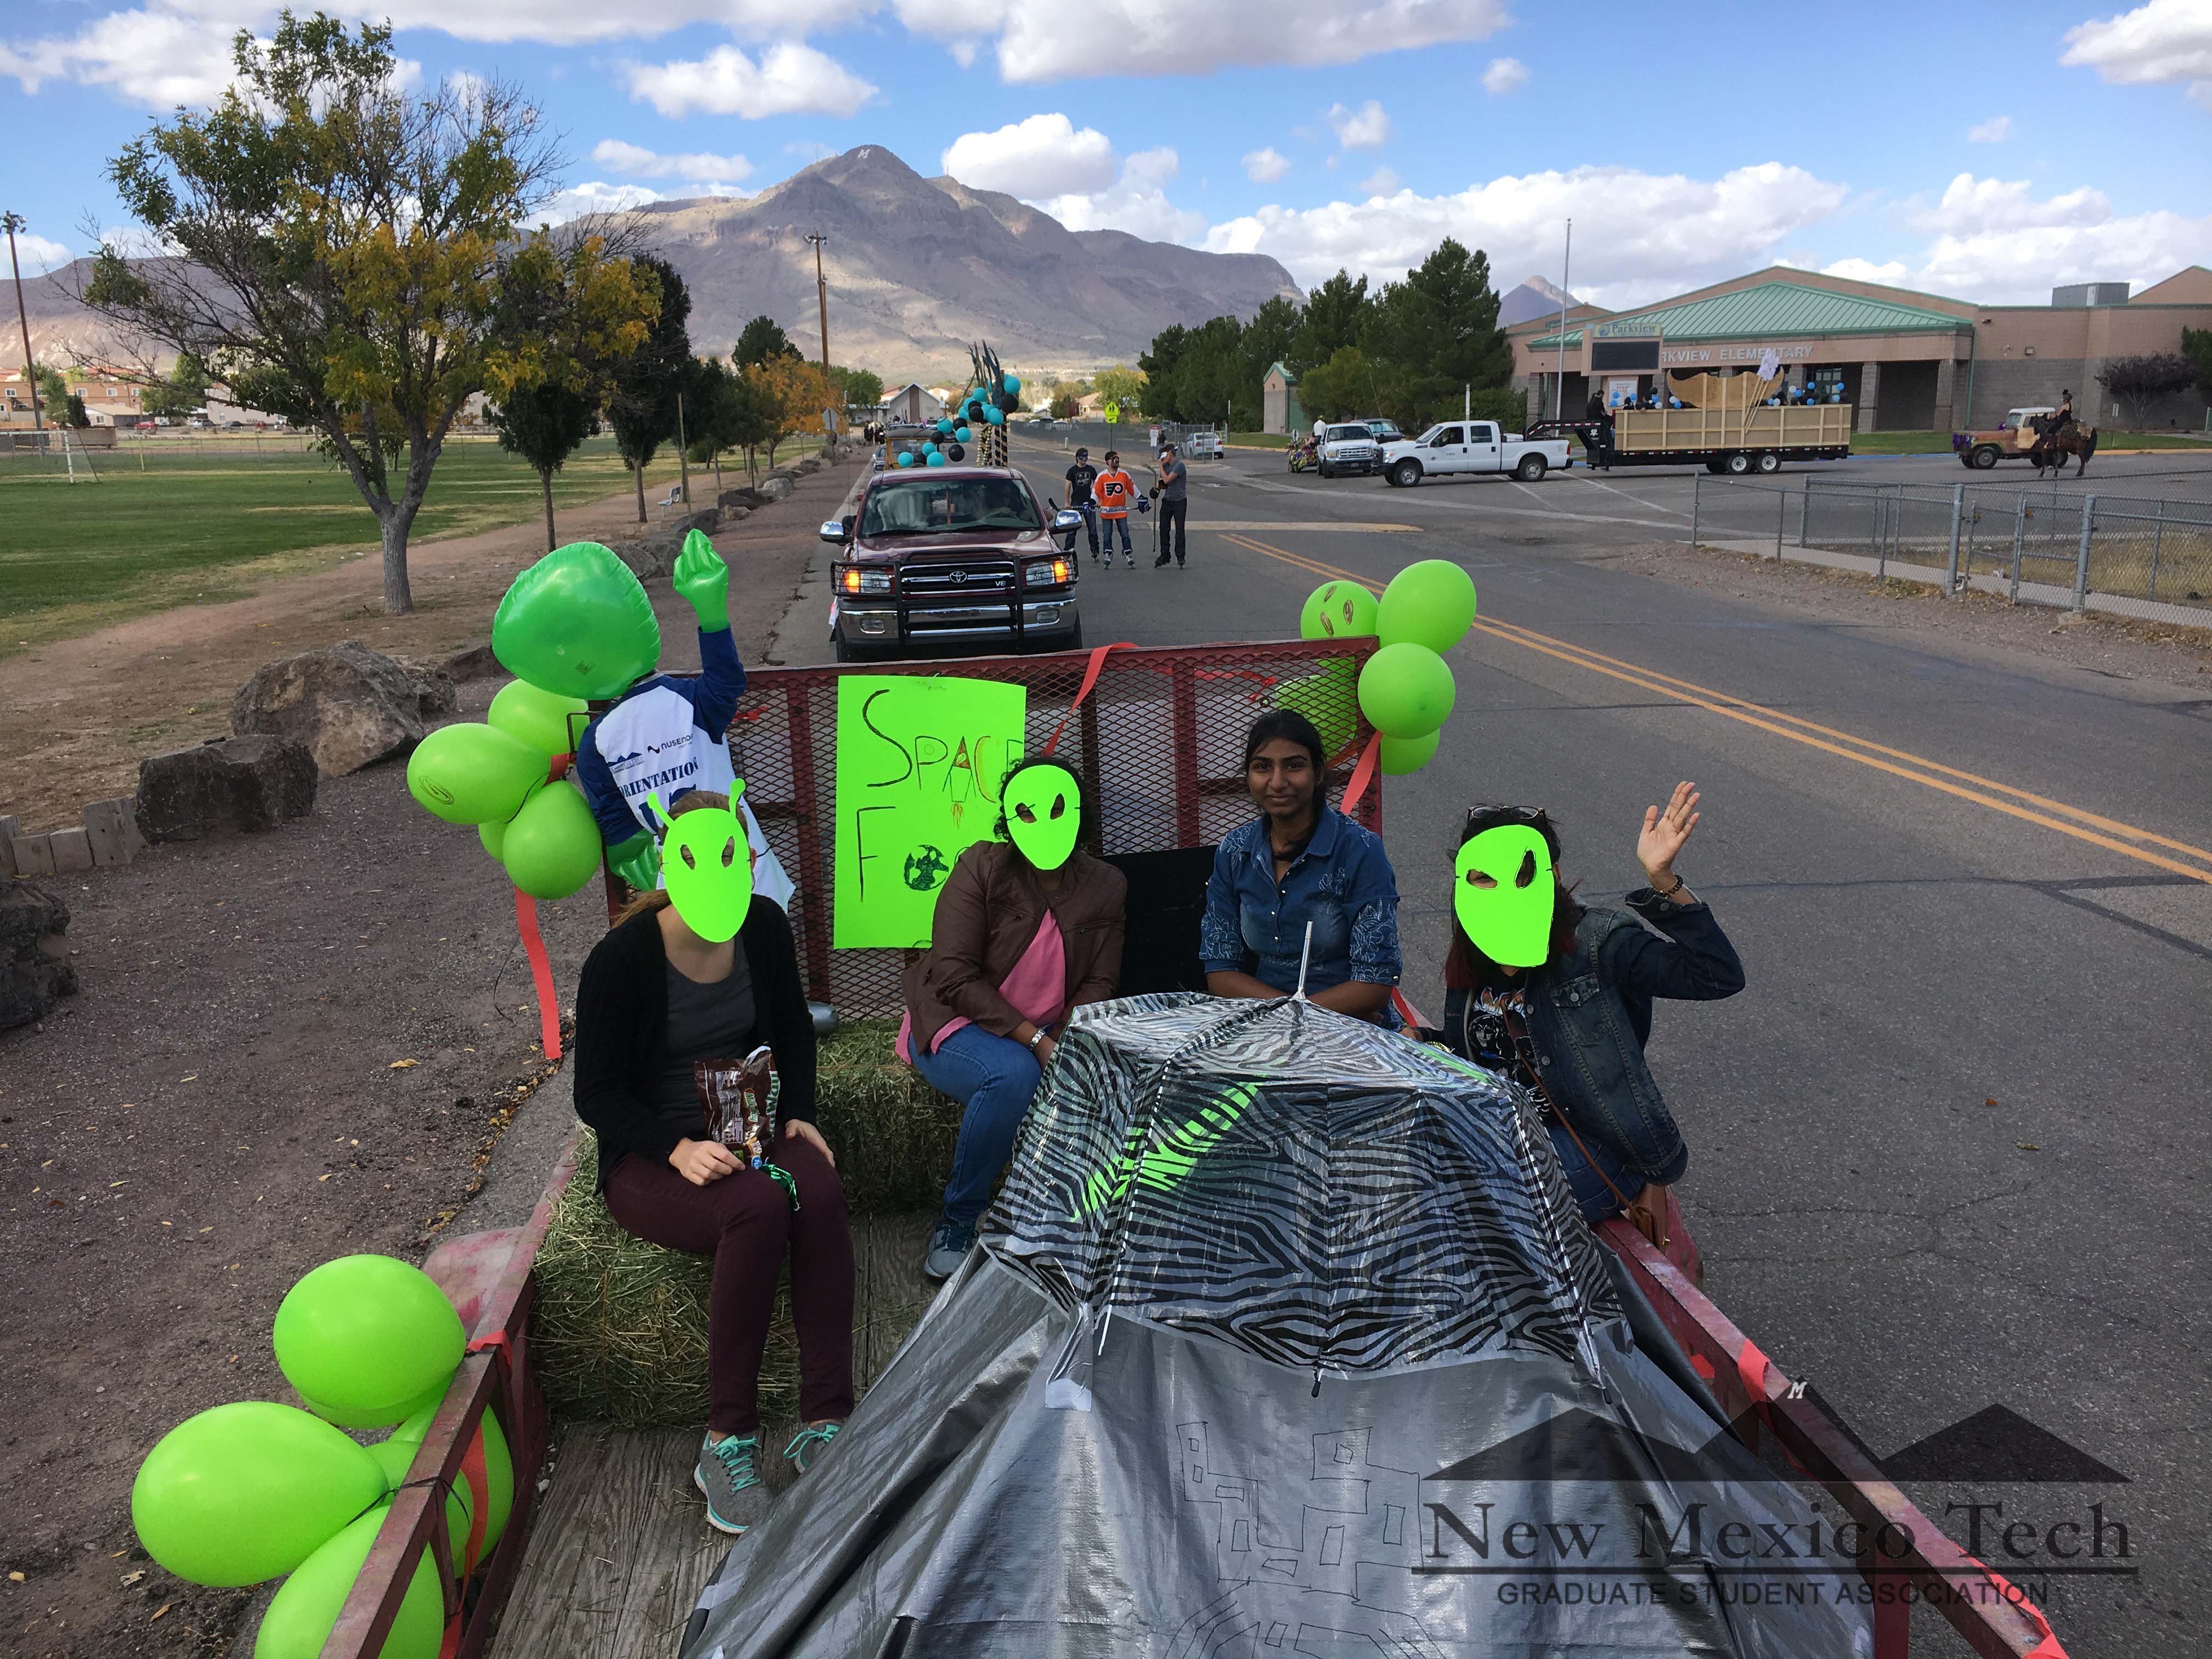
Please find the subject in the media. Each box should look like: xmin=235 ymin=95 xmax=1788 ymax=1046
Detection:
xmin=1326 ymin=426 xmax=1370 ymax=443
xmin=861 ymin=476 xmax=1040 ymax=536
xmin=1366 ymin=421 xmax=1401 ymax=439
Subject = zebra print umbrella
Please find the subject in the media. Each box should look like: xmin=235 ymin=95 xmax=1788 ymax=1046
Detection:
xmin=682 ymin=994 xmax=1872 ymax=1659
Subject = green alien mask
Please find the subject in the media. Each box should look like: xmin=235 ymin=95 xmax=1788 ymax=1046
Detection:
xmin=1453 ymin=824 xmax=1555 ymax=968
xmin=653 ymin=791 xmax=753 ymax=943
xmin=1002 ymin=763 xmax=1081 ymax=872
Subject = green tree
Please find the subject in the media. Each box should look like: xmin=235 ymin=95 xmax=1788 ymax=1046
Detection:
xmin=830 ymin=364 xmax=883 ymax=414
xmin=607 ymin=253 xmax=693 ymax=520
xmin=82 ymin=14 xmax=652 ymax=612
xmin=1297 ymin=347 xmax=1376 ymax=422
xmin=2185 ymin=328 xmax=2212 ymax=403
xmin=1050 ymin=393 xmax=1080 ymax=420
xmin=1362 ymin=237 xmax=1510 ymax=429
xmin=724 ymin=362 xmax=782 ymax=480
xmin=1291 ymin=270 xmax=1371 ymax=375
xmin=32 ymin=366 xmax=89 ymax=427
xmin=1139 ymin=324 xmax=1192 ymax=419
xmin=139 ymin=353 xmax=212 ymax=420
xmin=492 ymin=383 xmax=599 ymax=550
xmin=733 ymin=314 xmax=798 ymax=368
xmin=1093 ymin=363 xmax=1146 ymax=420
xmin=1237 ymin=295 xmax=1301 ymax=422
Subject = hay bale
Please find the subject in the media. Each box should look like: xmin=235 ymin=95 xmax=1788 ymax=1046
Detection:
xmin=531 ymin=1020 xmax=958 ymax=1427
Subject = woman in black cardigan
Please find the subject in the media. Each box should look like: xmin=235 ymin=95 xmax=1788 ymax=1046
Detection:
xmin=572 ymin=792 xmax=854 ymax=1536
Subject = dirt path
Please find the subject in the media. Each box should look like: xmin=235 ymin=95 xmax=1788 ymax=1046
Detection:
xmin=0 ymin=460 xmax=843 ymax=833
xmin=0 ymin=454 xmax=864 ymax=1658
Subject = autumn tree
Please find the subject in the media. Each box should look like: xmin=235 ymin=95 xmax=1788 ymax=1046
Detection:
xmin=1093 ymin=363 xmax=1147 ymax=420
xmin=80 ymin=14 xmax=654 ymax=612
xmin=734 ymin=314 xmax=799 ymax=368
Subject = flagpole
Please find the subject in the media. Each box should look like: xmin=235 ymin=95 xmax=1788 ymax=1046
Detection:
xmin=1554 ymin=218 xmax=1571 ymax=421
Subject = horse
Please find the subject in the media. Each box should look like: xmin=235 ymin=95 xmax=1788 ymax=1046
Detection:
xmin=2028 ymin=413 xmax=2098 ymax=478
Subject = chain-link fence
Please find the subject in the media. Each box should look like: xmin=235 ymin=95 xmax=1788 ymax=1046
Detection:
xmin=718 ymin=640 xmax=1382 ymax=1019
xmin=1690 ymin=475 xmax=2212 ymax=622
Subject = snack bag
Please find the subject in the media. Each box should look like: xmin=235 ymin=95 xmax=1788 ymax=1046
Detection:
xmin=694 ymin=1047 xmax=798 ymax=1208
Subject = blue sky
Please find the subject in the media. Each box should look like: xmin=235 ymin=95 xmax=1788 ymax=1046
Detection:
xmin=5 ymin=0 xmax=2209 ymax=311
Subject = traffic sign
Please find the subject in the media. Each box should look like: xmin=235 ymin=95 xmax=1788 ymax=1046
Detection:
xmin=1104 ymin=403 xmax=1120 ymax=424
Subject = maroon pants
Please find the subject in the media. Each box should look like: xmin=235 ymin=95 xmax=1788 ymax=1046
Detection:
xmin=603 ymin=1136 xmax=856 ymax=1435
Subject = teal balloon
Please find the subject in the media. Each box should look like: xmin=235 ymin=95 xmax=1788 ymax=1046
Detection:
xmin=1002 ymin=374 xmax=1022 ymax=397
xmin=895 ymin=450 xmax=914 ymax=467
xmin=275 ymin=1256 xmax=465 ymax=1429
xmin=984 ymin=406 xmax=1004 ymax=426
xmin=934 ymin=418 xmax=952 ymax=435
xmin=487 ymin=680 xmax=588 ymax=759
xmin=1379 ymin=729 xmax=1441 ymax=775
xmin=955 ymin=425 xmax=972 ymax=443
xmin=492 ymin=540 xmax=660 ymax=701
xmin=501 ymin=780 xmax=602 ymax=901
xmin=1376 ymin=558 xmax=1479 ymax=654
xmin=405 ymin=723 xmax=545 ymax=827
xmin=1357 ymin=642 xmax=1456 ymax=738
xmin=251 ymin=1507 xmax=443 ymax=1659
xmin=926 ymin=450 xmax=948 ymax=466
xmin=132 ymin=1403 xmax=387 ymax=1587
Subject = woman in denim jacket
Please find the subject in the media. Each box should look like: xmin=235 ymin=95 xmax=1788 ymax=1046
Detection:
xmin=1438 ymin=784 xmax=1742 ymax=1232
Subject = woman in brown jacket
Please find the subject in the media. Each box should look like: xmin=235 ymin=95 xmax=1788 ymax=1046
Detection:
xmin=900 ymin=757 xmax=1127 ymax=1279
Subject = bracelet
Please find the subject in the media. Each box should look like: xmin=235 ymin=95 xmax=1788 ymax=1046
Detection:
xmin=1025 ymin=1027 xmax=1047 ymax=1050
xmin=1650 ymin=872 xmax=1686 ymax=900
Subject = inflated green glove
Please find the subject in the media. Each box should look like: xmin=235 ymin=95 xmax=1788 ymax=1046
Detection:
xmin=671 ymin=529 xmax=730 ymax=634
xmin=607 ymin=831 xmax=661 ymax=894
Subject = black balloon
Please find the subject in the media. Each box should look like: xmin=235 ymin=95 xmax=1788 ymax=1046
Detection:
xmin=946 ymin=443 xmax=965 ymax=461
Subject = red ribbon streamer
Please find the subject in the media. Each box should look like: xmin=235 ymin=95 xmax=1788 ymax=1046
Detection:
xmin=1966 ymin=1556 xmax=2068 ymax=1656
xmin=1338 ymin=731 xmax=1382 ymax=816
xmin=1041 ymin=642 xmax=1135 ymax=757
xmin=512 ymin=890 xmax=562 ymax=1062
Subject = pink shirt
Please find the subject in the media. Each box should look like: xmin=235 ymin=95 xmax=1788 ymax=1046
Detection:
xmin=897 ymin=910 xmax=1067 ymax=1063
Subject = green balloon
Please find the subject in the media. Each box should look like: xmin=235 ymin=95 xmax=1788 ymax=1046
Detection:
xmin=1274 ymin=672 xmax=1355 ymax=759
xmin=1357 ymin=642 xmax=1456 ymax=738
xmin=132 ymin=1402 xmax=387 ymax=1587
xmin=1379 ymin=729 xmax=1441 ymax=775
xmin=1376 ymin=558 xmax=1478 ymax=653
xmin=251 ymin=1506 xmax=444 ymax=1659
xmin=477 ymin=817 xmax=506 ymax=861
xmin=389 ymin=1402 xmax=515 ymax=1555
xmin=368 ymin=1436 xmax=417 ymax=1491
xmin=274 ymin=1256 xmax=465 ymax=1429
xmin=500 ymin=780 xmax=603 ymax=901
xmin=487 ymin=680 xmax=589 ymax=758
xmin=492 ymin=540 xmax=661 ymax=700
xmin=406 ymin=723 xmax=546 ymax=827
xmin=1298 ymin=580 xmax=1379 ymax=642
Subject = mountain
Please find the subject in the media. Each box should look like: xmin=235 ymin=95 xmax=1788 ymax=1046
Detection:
xmin=631 ymin=145 xmax=1302 ymax=382
xmin=4 ymin=146 xmax=1304 ymax=386
xmin=1498 ymin=274 xmax=1578 ymax=328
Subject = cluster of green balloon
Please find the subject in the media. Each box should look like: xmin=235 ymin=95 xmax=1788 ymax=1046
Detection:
xmin=1287 ymin=561 xmax=1477 ymax=775
xmin=405 ymin=541 xmax=658 ymax=900
xmin=129 ymin=1255 xmax=516 ymax=1659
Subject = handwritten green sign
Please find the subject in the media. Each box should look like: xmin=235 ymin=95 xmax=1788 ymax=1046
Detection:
xmin=833 ymin=675 xmax=1029 ymax=948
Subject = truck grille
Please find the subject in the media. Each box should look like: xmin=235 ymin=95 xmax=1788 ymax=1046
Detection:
xmin=901 ymin=561 xmax=1017 ymax=597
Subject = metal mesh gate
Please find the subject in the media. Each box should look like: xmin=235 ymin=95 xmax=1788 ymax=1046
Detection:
xmin=721 ymin=639 xmax=1383 ymax=1018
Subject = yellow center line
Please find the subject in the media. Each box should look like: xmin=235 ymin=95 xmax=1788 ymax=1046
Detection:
xmin=1220 ymin=533 xmax=2212 ymax=887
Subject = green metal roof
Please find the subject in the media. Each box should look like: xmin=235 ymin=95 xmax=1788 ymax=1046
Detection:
xmin=1266 ymin=360 xmax=1298 ymax=383
xmin=1526 ymin=281 xmax=1967 ymax=349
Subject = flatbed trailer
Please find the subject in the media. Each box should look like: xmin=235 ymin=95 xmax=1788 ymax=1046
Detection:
xmin=1531 ymin=403 xmax=1853 ymax=473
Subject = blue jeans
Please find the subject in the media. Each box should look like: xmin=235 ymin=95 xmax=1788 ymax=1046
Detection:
xmin=1547 ymin=1120 xmax=1640 ymax=1222
xmin=1102 ymin=516 xmax=1132 ymax=556
xmin=910 ymin=1023 xmax=1043 ymax=1229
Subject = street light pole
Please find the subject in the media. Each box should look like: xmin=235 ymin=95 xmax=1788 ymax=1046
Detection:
xmin=1554 ymin=217 xmax=1571 ymax=422
xmin=3 ymin=212 xmax=45 ymax=433
xmin=805 ymin=231 xmax=833 ymax=452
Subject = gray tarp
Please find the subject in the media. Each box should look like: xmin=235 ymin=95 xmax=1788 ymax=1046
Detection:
xmin=682 ymin=994 xmax=1873 ymax=1658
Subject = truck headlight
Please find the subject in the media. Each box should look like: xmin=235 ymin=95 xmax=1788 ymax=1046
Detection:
xmin=1024 ymin=556 xmax=1073 ymax=587
xmin=838 ymin=565 xmax=892 ymax=596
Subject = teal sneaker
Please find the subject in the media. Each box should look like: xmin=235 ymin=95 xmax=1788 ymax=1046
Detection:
xmin=782 ymin=1421 xmax=843 ymax=1476
xmin=693 ymin=1432 xmax=771 ymax=1534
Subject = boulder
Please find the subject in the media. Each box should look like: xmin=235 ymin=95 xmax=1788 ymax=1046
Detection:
xmin=794 ymin=456 xmax=822 ymax=476
xmin=0 ymin=883 xmax=77 ymax=1031
xmin=758 ymin=475 xmax=795 ymax=503
xmin=673 ymin=507 xmax=720 ymax=538
xmin=723 ymin=505 xmax=751 ymax=524
xmin=135 ymin=734 xmax=318 ymax=842
xmin=230 ymin=640 xmax=454 ymax=775
xmin=436 ymin=641 xmax=501 ymax=683
xmin=719 ymin=487 xmax=766 ymax=511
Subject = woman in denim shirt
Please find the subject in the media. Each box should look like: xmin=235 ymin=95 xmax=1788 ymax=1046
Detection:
xmin=1438 ymin=785 xmax=1743 ymax=1232
xmin=1200 ymin=710 xmax=1402 ymax=1018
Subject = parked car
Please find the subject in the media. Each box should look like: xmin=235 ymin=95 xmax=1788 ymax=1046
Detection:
xmin=1952 ymin=407 xmax=2058 ymax=470
xmin=1316 ymin=422 xmax=1385 ymax=478
xmin=1027 ymin=413 xmax=1056 ymax=426
xmin=1359 ymin=417 xmax=1405 ymax=444
xmin=1379 ymin=420 xmax=1571 ymax=487
xmin=821 ymin=466 xmax=1084 ymax=661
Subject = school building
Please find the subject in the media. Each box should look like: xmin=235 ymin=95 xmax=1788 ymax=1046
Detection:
xmin=1510 ymin=265 xmax=2212 ymax=433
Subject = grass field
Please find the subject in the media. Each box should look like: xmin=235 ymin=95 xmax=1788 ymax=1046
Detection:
xmin=0 ymin=435 xmax=707 ymax=650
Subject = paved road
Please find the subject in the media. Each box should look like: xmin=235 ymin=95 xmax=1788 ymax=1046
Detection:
xmin=786 ymin=437 xmax=2212 ymax=1657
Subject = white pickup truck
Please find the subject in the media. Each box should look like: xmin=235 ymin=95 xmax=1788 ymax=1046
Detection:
xmin=1379 ymin=420 xmax=1571 ymax=487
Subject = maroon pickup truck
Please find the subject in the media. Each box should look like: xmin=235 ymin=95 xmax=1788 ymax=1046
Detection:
xmin=820 ymin=465 xmax=1085 ymax=661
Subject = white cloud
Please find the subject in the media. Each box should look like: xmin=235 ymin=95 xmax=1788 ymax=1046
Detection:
xmin=1328 ymin=99 xmax=1391 ymax=149
xmin=527 ymin=180 xmax=664 ymax=227
xmin=1859 ymin=172 xmax=2212 ymax=301
xmin=1966 ymin=114 xmax=2011 ymax=142
xmin=1481 ymin=56 xmax=1528 ymax=94
xmin=1204 ymin=162 xmax=1850 ymax=303
xmin=1243 ymin=147 xmax=1292 ymax=184
xmin=948 ymin=38 xmax=979 ymax=67
xmin=1041 ymin=148 xmax=1207 ymax=245
xmin=1358 ymin=166 xmax=1401 ymax=195
xmin=2062 ymin=0 xmax=2212 ymax=108
xmin=590 ymin=138 xmax=754 ymax=189
xmin=940 ymin=114 xmax=1116 ymax=199
xmin=5 ymin=230 xmax=74 ymax=276
xmin=0 ymin=8 xmax=250 ymax=106
xmin=622 ymin=42 xmax=876 ymax=119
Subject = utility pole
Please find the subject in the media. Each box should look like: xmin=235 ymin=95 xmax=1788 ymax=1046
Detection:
xmin=1554 ymin=218 xmax=1571 ymax=422
xmin=805 ymin=231 xmax=833 ymax=453
xmin=3 ymin=212 xmax=44 ymax=434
